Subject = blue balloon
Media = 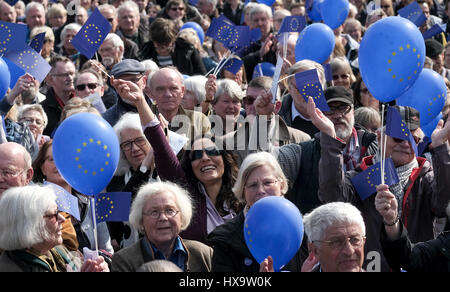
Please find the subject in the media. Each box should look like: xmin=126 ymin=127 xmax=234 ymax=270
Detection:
xmin=3 ymin=57 xmax=25 ymax=90
xmin=421 ymin=112 xmax=442 ymax=137
xmin=307 ymin=0 xmax=324 ymax=22
xmin=180 ymin=21 xmax=205 ymax=44
xmin=359 ymin=16 xmax=425 ymax=102
xmin=53 ymin=113 xmax=120 ymax=195
xmin=397 ymin=69 xmax=446 ymax=126
xmin=0 ymin=58 xmax=11 ymax=99
xmin=256 ymin=0 xmax=275 ymax=6
xmin=321 ymin=0 xmax=349 ymax=29
xmin=244 ymin=196 xmax=304 ymax=271
xmin=252 ymin=62 xmax=275 ymax=79
xmin=295 ymin=23 xmax=335 ymax=64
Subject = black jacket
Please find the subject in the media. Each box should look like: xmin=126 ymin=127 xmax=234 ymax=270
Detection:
xmin=139 ymin=38 xmax=206 ymax=76
xmin=40 ymin=88 xmax=67 ymax=136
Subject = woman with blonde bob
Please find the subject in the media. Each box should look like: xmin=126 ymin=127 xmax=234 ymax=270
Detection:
xmin=207 ymin=152 xmax=308 ymax=272
xmin=111 ymin=181 xmax=213 ymax=272
xmin=0 ymin=185 xmax=109 ymax=272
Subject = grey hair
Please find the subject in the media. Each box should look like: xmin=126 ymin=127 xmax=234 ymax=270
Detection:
xmin=184 ymin=75 xmax=207 ymax=104
xmin=232 ymin=152 xmax=288 ymax=203
xmin=303 ymin=202 xmax=366 ymax=243
xmin=113 ymin=113 xmax=145 ymax=176
xmin=137 ymin=259 xmax=183 ymax=272
xmin=17 ymin=104 xmax=48 ymax=128
xmin=141 ymin=59 xmax=159 ymax=88
xmin=330 ymin=56 xmax=356 ymax=84
xmin=129 ymin=181 xmax=194 ymax=233
xmin=249 ymin=3 xmax=272 ymax=19
xmin=98 ymin=3 xmax=117 ymax=16
xmin=118 ymin=0 xmax=140 ymax=18
xmin=104 ymin=33 xmax=125 ymax=60
xmin=25 ymin=2 xmax=45 ymax=17
xmin=0 ymin=185 xmax=57 ymax=251
xmin=287 ymin=59 xmax=326 ymax=90
xmin=213 ymin=79 xmax=245 ymax=105
xmin=354 ymin=106 xmax=380 ymax=131
xmin=60 ymin=23 xmax=81 ymax=44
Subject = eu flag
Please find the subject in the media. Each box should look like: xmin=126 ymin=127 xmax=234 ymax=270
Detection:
xmin=222 ymin=57 xmax=243 ymax=74
xmin=4 ymin=0 xmax=19 ymax=6
xmin=351 ymin=158 xmax=399 ymax=200
xmin=71 ymin=8 xmax=111 ymax=59
xmin=295 ymin=69 xmax=330 ymax=112
xmin=385 ymin=106 xmax=418 ymax=156
xmin=277 ymin=16 xmax=306 ymax=35
xmin=4 ymin=44 xmax=51 ymax=82
xmin=398 ymin=1 xmax=427 ymax=27
xmin=29 ymin=32 xmax=46 ymax=53
xmin=0 ymin=21 xmax=28 ymax=55
xmin=44 ymin=181 xmax=81 ymax=221
xmin=423 ymin=23 xmax=447 ymax=39
xmin=94 ymin=192 xmax=131 ymax=223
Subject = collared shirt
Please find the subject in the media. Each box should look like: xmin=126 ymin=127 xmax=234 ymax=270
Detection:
xmin=291 ymin=102 xmax=311 ymax=122
xmin=142 ymin=236 xmax=187 ymax=271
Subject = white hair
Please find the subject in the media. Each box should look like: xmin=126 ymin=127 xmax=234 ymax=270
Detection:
xmin=249 ymin=3 xmax=272 ymax=20
xmin=0 ymin=185 xmax=57 ymax=251
xmin=17 ymin=104 xmax=48 ymax=128
xmin=60 ymin=23 xmax=81 ymax=44
xmin=118 ymin=0 xmax=140 ymax=18
xmin=104 ymin=33 xmax=125 ymax=60
xmin=25 ymin=2 xmax=45 ymax=17
xmin=303 ymin=202 xmax=366 ymax=243
xmin=213 ymin=79 xmax=245 ymax=104
xmin=141 ymin=59 xmax=159 ymax=88
xmin=129 ymin=181 xmax=194 ymax=233
xmin=287 ymin=59 xmax=327 ymax=90
xmin=184 ymin=75 xmax=207 ymax=104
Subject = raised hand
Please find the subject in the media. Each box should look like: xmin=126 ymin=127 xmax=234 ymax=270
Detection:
xmin=110 ymin=76 xmax=145 ymax=105
xmin=374 ymin=184 xmax=398 ymax=225
xmin=306 ymin=97 xmax=336 ymax=138
xmin=431 ymin=114 xmax=450 ymax=147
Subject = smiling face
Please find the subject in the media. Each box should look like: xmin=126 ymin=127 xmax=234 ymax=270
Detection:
xmin=120 ymin=128 xmax=150 ymax=170
xmin=190 ymin=138 xmax=224 ymax=185
xmin=40 ymin=146 xmax=66 ymax=185
xmin=244 ymin=165 xmax=283 ymax=208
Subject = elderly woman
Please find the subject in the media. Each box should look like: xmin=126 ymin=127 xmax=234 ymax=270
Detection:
xmin=0 ymin=185 xmax=109 ymax=272
xmin=181 ymin=75 xmax=208 ymax=111
xmin=330 ymin=56 xmax=356 ymax=89
xmin=303 ymin=202 xmax=366 ymax=272
xmin=111 ymin=181 xmax=213 ymax=272
xmin=32 ymin=140 xmax=114 ymax=256
xmin=354 ymin=107 xmax=381 ymax=134
xmin=55 ymin=23 xmax=88 ymax=70
xmin=111 ymin=78 xmax=243 ymax=244
xmin=17 ymin=104 xmax=49 ymax=149
xmin=207 ymin=152 xmax=308 ymax=272
xmin=107 ymin=113 xmax=156 ymax=250
xmin=353 ymin=77 xmax=380 ymax=112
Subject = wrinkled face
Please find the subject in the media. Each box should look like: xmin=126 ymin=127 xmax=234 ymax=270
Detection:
xmin=212 ymin=94 xmax=242 ymax=124
xmin=49 ymin=61 xmax=76 ymax=95
xmin=100 ymin=8 xmax=118 ymax=32
xmin=120 ymin=128 xmax=150 ymax=170
xmin=251 ymin=12 xmax=272 ymax=40
xmin=118 ymin=8 xmax=139 ymax=34
xmin=244 ymin=165 xmax=283 ymax=208
xmin=332 ymin=68 xmax=352 ymax=89
xmin=0 ymin=147 xmax=30 ymax=197
xmin=344 ymin=22 xmax=362 ymax=42
xmin=19 ymin=109 xmax=45 ymax=140
xmin=382 ymin=132 xmax=417 ymax=167
xmin=63 ymin=29 xmax=78 ymax=51
xmin=167 ymin=3 xmax=185 ymax=20
xmin=324 ymin=101 xmax=355 ymax=141
xmin=181 ymin=90 xmax=198 ymax=110
xmin=75 ymin=9 xmax=88 ymax=25
xmin=49 ymin=13 xmax=66 ymax=28
xmin=191 ymin=138 xmax=225 ymax=185
xmin=311 ymin=222 xmax=365 ymax=272
xmin=43 ymin=203 xmax=65 ymax=249
xmin=150 ymin=69 xmax=185 ymax=114
xmin=75 ymin=72 xmax=103 ymax=98
xmin=26 ymin=7 xmax=45 ymax=30
xmin=142 ymin=191 xmax=182 ymax=248
xmin=1 ymin=3 xmax=17 ymax=22
xmin=98 ymin=39 xmax=123 ymax=68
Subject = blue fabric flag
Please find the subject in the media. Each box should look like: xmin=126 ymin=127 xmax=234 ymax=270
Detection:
xmin=44 ymin=181 xmax=81 ymax=221
xmin=418 ymin=136 xmax=431 ymax=156
xmin=4 ymin=0 xmax=19 ymax=6
xmin=295 ymin=69 xmax=330 ymax=112
xmin=207 ymin=18 xmax=253 ymax=52
xmin=305 ymin=0 xmax=313 ymax=10
xmin=351 ymin=158 xmax=400 ymax=200
xmin=398 ymin=1 xmax=427 ymax=27
xmin=71 ymin=8 xmax=111 ymax=59
xmin=94 ymin=192 xmax=131 ymax=223
xmin=323 ymin=63 xmax=333 ymax=82
xmin=4 ymin=44 xmax=51 ymax=82
xmin=29 ymin=32 xmax=46 ymax=53
xmin=222 ymin=57 xmax=243 ymax=74
xmin=0 ymin=21 xmax=28 ymax=55
xmin=277 ymin=16 xmax=306 ymax=35
xmin=422 ymin=23 xmax=447 ymax=39
xmin=385 ymin=106 xmax=418 ymax=156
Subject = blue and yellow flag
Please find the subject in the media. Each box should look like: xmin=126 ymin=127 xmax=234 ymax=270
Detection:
xmin=29 ymin=32 xmax=46 ymax=53
xmin=423 ymin=23 xmax=447 ymax=40
xmin=398 ymin=1 xmax=427 ymax=27
xmin=295 ymin=69 xmax=330 ymax=112
xmin=277 ymin=16 xmax=306 ymax=35
xmin=94 ymin=192 xmax=131 ymax=223
xmin=222 ymin=57 xmax=243 ymax=75
xmin=386 ymin=106 xmax=418 ymax=156
xmin=44 ymin=181 xmax=81 ymax=221
xmin=71 ymin=8 xmax=111 ymax=59
xmin=0 ymin=21 xmax=28 ymax=55
xmin=4 ymin=44 xmax=51 ymax=82
xmin=351 ymin=158 xmax=399 ymax=200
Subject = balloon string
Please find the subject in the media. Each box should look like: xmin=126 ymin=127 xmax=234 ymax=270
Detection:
xmin=380 ymin=104 xmax=386 ymax=185
xmin=277 ymin=73 xmax=295 ymax=85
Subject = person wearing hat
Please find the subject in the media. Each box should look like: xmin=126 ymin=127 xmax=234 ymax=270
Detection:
xmin=425 ymin=38 xmax=450 ymax=80
xmin=315 ymin=103 xmax=450 ymax=272
xmin=102 ymin=59 xmax=151 ymax=126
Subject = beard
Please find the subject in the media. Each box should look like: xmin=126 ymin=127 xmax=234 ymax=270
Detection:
xmin=102 ymin=57 xmax=115 ymax=68
xmin=334 ymin=116 xmax=355 ymax=141
xmin=21 ymin=88 xmax=37 ymax=104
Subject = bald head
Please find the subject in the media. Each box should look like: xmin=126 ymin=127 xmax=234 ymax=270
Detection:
xmin=0 ymin=142 xmax=33 ymax=197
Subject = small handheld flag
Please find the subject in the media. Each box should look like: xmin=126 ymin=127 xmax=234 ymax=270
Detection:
xmin=0 ymin=21 xmax=28 ymax=55
xmin=29 ymin=32 xmax=46 ymax=53
xmin=94 ymin=192 xmax=131 ymax=223
xmin=44 ymin=181 xmax=81 ymax=221
xmin=4 ymin=44 xmax=51 ymax=82
xmin=295 ymin=69 xmax=330 ymax=112
xmin=398 ymin=1 xmax=427 ymax=27
xmin=385 ymin=106 xmax=418 ymax=156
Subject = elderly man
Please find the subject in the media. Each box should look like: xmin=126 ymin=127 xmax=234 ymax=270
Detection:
xmin=98 ymin=4 xmax=119 ymax=32
xmin=0 ymin=142 xmax=33 ymax=198
xmin=41 ymin=55 xmax=76 ymax=136
xmin=0 ymin=1 xmax=17 ymax=23
xmin=303 ymin=202 xmax=366 ymax=272
xmin=196 ymin=0 xmax=219 ymax=19
xmin=103 ymin=59 xmax=149 ymax=126
xmin=25 ymin=2 xmax=45 ymax=32
xmin=316 ymin=104 xmax=450 ymax=271
xmin=115 ymin=1 xmax=149 ymax=48
xmin=74 ymin=69 xmax=117 ymax=109
xmin=98 ymin=33 xmax=126 ymax=71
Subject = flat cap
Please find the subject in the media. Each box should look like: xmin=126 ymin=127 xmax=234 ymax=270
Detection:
xmin=324 ymin=86 xmax=354 ymax=105
xmin=110 ymin=59 xmax=146 ymax=78
xmin=425 ymin=39 xmax=444 ymax=58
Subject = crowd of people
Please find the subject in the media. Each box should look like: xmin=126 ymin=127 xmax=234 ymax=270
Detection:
xmin=0 ymin=0 xmax=450 ymax=273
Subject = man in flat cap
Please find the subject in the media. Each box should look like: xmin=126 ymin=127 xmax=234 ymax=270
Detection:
xmin=103 ymin=59 xmax=151 ymax=126
xmin=425 ymin=38 xmax=450 ymax=80
xmin=316 ymin=103 xmax=450 ymax=272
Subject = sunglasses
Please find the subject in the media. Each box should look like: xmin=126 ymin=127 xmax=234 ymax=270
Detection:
xmin=190 ymin=147 xmax=221 ymax=161
xmin=170 ymin=6 xmax=184 ymax=11
xmin=76 ymin=83 xmax=99 ymax=91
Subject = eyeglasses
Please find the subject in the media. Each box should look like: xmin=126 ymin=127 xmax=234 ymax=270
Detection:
xmin=52 ymin=72 xmax=75 ymax=78
xmin=243 ymin=95 xmax=256 ymax=106
xmin=332 ymin=73 xmax=351 ymax=80
xmin=190 ymin=147 xmax=221 ymax=161
xmin=120 ymin=137 xmax=147 ymax=151
xmin=323 ymin=105 xmax=353 ymax=116
xmin=106 ymin=18 xmax=115 ymax=23
xmin=245 ymin=178 xmax=279 ymax=191
xmin=315 ymin=235 xmax=365 ymax=250
xmin=76 ymin=83 xmax=100 ymax=91
xmin=143 ymin=208 xmax=179 ymax=219
xmin=0 ymin=168 xmax=25 ymax=179
xmin=170 ymin=6 xmax=184 ymax=11
xmin=20 ymin=117 xmax=45 ymax=126
xmin=43 ymin=210 xmax=63 ymax=221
